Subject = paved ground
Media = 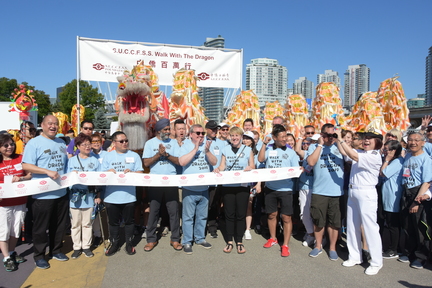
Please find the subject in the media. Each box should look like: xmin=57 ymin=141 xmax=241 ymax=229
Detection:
xmin=3 ymin=229 xmax=431 ymax=288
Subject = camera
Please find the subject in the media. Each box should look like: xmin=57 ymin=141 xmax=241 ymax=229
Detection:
xmin=250 ymin=188 xmax=257 ymax=197
xmin=324 ymin=133 xmax=338 ymax=139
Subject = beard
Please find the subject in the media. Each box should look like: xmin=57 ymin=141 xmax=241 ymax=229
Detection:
xmin=160 ymin=132 xmax=170 ymax=141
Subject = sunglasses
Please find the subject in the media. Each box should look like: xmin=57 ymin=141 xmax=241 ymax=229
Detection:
xmin=387 ymin=133 xmax=396 ymax=138
xmin=83 ymin=127 xmax=94 ymax=131
xmin=302 ymin=142 xmax=311 ymax=145
xmin=92 ymin=140 xmax=101 ymax=143
xmin=221 ymin=128 xmax=229 ymax=131
xmin=116 ymin=139 xmax=129 ymax=144
xmin=193 ymin=132 xmax=206 ymax=136
xmin=2 ymin=143 xmax=15 ymax=148
xmin=305 ymin=132 xmax=314 ymax=135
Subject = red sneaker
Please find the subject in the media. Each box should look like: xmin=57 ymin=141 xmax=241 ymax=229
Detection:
xmin=263 ymin=238 xmax=278 ymax=248
xmin=281 ymin=245 xmax=290 ymax=257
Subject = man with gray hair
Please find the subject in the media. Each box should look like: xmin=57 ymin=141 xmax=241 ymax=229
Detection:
xmin=143 ymin=118 xmax=182 ymax=252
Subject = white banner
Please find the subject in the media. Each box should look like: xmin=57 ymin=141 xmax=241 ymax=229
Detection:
xmin=78 ymin=37 xmax=242 ymax=88
xmin=0 ymin=167 xmax=301 ymax=199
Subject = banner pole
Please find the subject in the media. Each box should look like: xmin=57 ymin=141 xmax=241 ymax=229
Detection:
xmin=76 ymin=36 xmax=81 ymax=133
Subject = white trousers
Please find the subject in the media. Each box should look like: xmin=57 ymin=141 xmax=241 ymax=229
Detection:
xmin=70 ymin=207 xmax=93 ymax=250
xmin=299 ymin=189 xmax=314 ymax=234
xmin=347 ymin=187 xmax=383 ymax=267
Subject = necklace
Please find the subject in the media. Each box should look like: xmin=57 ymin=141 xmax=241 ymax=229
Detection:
xmin=1 ymin=158 xmax=14 ymax=176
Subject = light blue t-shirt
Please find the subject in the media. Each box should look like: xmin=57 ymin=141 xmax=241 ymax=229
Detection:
xmin=299 ymin=151 xmax=314 ymax=190
xmin=23 ymin=135 xmax=68 ymax=199
xmin=101 ymin=150 xmax=144 ymax=204
xmin=92 ymin=150 xmax=109 ymax=165
xmin=143 ymin=137 xmax=179 ymax=175
xmin=205 ymin=136 xmax=225 ymax=170
xmin=179 ymin=139 xmax=212 ymax=192
xmin=308 ymin=143 xmax=344 ymax=196
xmin=423 ymin=142 xmax=432 ymax=156
xmin=263 ymin=145 xmax=300 ymax=191
xmin=402 ymin=151 xmax=432 ymax=189
xmin=67 ymin=155 xmax=101 ymax=209
xmin=222 ymin=144 xmax=252 ymax=187
xmin=381 ymin=157 xmax=404 ymax=212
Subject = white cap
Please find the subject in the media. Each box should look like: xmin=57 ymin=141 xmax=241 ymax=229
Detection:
xmin=219 ymin=122 xmax=229 ymax=128
xmin=311 ymin=134 xmax=321 ymax=141
xmin=243 ymin=131 xmax=254 ymax=139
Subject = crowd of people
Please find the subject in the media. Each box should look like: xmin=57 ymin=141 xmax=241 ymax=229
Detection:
xmin=1 ymin=114 xmax=432 ymax=277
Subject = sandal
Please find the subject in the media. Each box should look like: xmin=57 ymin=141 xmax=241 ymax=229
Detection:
xmin=237 ymin=243 xmax=246 ymax=254
xmin=223 ymin=243 xmax=234 ymax=253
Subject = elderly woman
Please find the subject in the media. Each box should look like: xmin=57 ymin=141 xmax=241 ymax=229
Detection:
xmin=337 ymin=130 xmax=384 ymax=275
xmin=214 ymin=127 xmax=256 ymax=254
xmin=0 ymin=134 xmax=31 ymax=272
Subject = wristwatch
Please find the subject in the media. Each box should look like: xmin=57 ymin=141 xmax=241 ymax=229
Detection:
xmin=165 ymin=153 xmax=170 ymax=158
xmin=317 ymin=144 xmax=324 ymax=148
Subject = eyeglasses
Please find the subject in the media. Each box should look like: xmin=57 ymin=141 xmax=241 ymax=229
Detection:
xmin=305 ymin=132 xmax=314 ymax=135
xmin=221 ymin=128 xmax=229 ymax=131
xmin=79 ymin=144 xmax=92 ymax=147
xmin=193 ymin=132 xmax=206 ymax=136
xmin=83 ymin=127 xmax=94 ymax=131
xmin=407 ymin=139 xmax=422 ymax=143
xmin=92 ymin=140 xmax=101 ymax=143
xmin=387 ymin=133 xmax=396 ymax=138
xmin=353 ymin=137 xmax=360 ymax=140
xmin=2 ymin=143 xmax=15 ymax=148
xmin=302 ymin=142 xmax=311 ymax=145
xmin=115 ymin=139 xmax=129 ymax=144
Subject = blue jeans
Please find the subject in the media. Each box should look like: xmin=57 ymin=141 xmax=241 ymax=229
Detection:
xmin=182 ymin=189 xmax=209 ymax=245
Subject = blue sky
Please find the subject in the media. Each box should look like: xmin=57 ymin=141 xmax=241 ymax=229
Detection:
xmin=1 ymin=0 xmax=431 ymax=103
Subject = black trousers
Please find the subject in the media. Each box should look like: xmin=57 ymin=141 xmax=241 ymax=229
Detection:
xmin=223 ymin=186 xmax=249 ymax=243
xmin=146 ymin=187 xmax=180 ymax=243
xmin=207 ymin=185 xmax=222 ymax=234
xmin=105 ymin=202 xmax=135 ymax=244
xmin=32 ymin=194 xmax=69 ymax=261
xmin=381 ymin=211 xmax=401 ymax=252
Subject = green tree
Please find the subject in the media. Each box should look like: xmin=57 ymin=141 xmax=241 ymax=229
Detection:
xmin=58 ymin=80 xmax=105 ymax=122
xmin=0 ymin=77 xmax=52 ymax=124
xmin=93 ymin=108 xmax=111 ymax=130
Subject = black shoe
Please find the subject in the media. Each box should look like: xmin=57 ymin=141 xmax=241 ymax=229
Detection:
xmin=35 ymin=259 xmax=50 ymax=269
xmin=92 ymin=236 xmax=102 ymax=248
xmin=105 ymin=241 xmax=120 ymax=257
xmin=362 ymin=249 xmax=371 ymax=263
xmin=10 ymin=252 xmax=26 ymax=264
xmin=183 ymin=244 xmax=193 ymax=254
xmin=4 ymin=258 xmax=17 ymax=272
xmin=83 ymin=249 xmax=94 ymax=258
xmin=196 ymin=241 xmax=212 ymax=249
xmin=71 ymin=250 xmax=82 ymax=259
xmin=52 ymin=253 xmax=69 ymax=261
xmin=210 ymin=232 xmax=218 ymax=238
xmin=125 ymin=243 xmax=136 ymax=255
xmin=383 ymin=250 xmax=398 ymax=259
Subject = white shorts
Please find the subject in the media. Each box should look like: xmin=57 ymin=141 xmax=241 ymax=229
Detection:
xmin=0 ymin=204 xmax=26 ymax=241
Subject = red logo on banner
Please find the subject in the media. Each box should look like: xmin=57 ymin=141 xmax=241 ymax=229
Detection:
xmin=197 ymin=72 xmax=210 ymax=81
xmin=288 ymin=168 xmax=294 ymax=172
xmin=61 ymin=176 xmax=67 ymax=180
xmin=79 ymin=173 xmax=86 ymax=178
xmin=144 ymin=175 xmax=150 ymax=179
xmin=162 ymin=176 xmax=169 ymax=180
xmin=181 ymin=176 xmax=187 ymax=180
xmin=199 ymin=175 xmax=205 ymax=178
xmin=93 ymin=63 xmax=104 ymax=70
xmin=100 ymin=173 xmax=106 ymax=178
xmin=119 ymin=174 xmax=126 ymax=178
xmin=40 ymin=180 xmax=47 ymax=185
xmin=0 ymin=186 xmax=2 ymax=190
xmin=270 ymin=170 xmax=276 ymax=174
xmin=234 ymin=172 xmax=241 ymax=177
xmin=216 ymin=173 xmax=222 ymax=177
xmin=18 ymin=184 xmax=25 ymax=188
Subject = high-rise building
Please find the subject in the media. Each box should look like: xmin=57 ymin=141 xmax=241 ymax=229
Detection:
xmin=246 ymin=58 xmax=288 ymax=107
xmin=343 ymin=64 xmax=370 ymax=107
xmin=317 ymin=70 xmax=340 ymax=89
xmin=200 ymin=36 xmax=225 ymax=122
xmin=293 ymin=77 xmax=314 ymax=100
xmin=426 ymin=47 xmax=432 ymax=106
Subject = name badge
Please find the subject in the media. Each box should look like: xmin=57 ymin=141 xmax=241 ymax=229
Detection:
xmin=14 ymin=163 xmax=23 ymax=171
xmin=269 ymin=150 xmax=278 ymax=157
xmin=402 ymin=168 xmax=410 ymax=178
xmin=126 ymin=157 xmax=135 ymax=164
xmin=214 ymin=149 xmax=220 ymax=156
xmin=4 ymin=175 xmax=13 ymax=183
xmin=98 ymin=158 xmax=103 ymax=164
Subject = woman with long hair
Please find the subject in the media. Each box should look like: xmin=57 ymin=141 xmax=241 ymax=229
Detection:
xmin=0 ymin=134 xmax=31 ymax=272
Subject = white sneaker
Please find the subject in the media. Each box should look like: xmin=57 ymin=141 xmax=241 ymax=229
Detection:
xmin=244 ymin=229 xmax=252 ymax=240
xmin=302 ymin=234 xmax=315 ymax=247
xmin=342 ymin=259 xmax=361 ymax=267
xmin=365 ymin=264 xmax=383 ymax=275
